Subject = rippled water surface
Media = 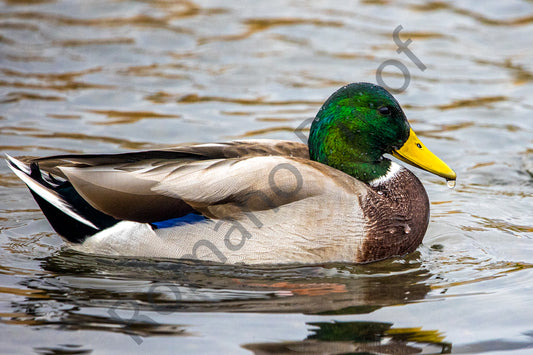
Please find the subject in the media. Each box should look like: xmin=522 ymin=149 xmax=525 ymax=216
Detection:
xmin=1 ymin=0 xmax=533 ymax=354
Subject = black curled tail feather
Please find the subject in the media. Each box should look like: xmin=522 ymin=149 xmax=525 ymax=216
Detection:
xmin=6 ymin=155 xmax=119 ymax=243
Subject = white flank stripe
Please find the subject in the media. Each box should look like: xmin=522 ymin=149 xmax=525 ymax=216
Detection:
xmin=6 ymin=156 xmax=100 ymax=230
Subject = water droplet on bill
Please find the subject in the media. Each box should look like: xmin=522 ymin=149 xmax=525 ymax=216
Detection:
xmin=446 ymin=179 xmax=456 ymax=189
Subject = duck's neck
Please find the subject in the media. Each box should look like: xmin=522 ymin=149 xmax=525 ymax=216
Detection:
xmin=308 ymin=118 xmax=391 ymax=183
xmin=323 ymin=158 xmax=392 ymax=184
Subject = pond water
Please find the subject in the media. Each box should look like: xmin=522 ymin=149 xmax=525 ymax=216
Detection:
xmin=1 ymin=0 xmax=533 ymax=354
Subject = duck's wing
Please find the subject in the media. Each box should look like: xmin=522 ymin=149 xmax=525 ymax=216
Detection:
xmin=16 ymin=139 xmax=309 ymax=178
xmin=52 ymin=142 xmax=361 ymax=223
xmin=18 ymin=140 xmax=353 ymax=223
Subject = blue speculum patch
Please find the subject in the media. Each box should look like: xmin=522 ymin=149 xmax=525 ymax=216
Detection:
xmin=151 ymin=213 xmax=207 ymax=229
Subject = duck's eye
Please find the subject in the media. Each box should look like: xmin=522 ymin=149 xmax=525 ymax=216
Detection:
xmin=378 ymin=106 xmax=391 ymax=116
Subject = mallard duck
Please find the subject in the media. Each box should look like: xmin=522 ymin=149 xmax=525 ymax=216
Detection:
xmin=6 ymin=83 xmax=455 ymax=264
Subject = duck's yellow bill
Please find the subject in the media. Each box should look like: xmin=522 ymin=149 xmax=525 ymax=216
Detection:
xmin=392 ymin=128 xmax=456 ymax=180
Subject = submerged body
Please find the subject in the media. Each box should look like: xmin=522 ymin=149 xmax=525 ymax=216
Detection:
xmin=7 ymin=83 xmax=455 ymax=264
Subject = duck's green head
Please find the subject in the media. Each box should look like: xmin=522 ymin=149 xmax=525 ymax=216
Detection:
xmin=309 ymin=82 xmax=456 ymax=183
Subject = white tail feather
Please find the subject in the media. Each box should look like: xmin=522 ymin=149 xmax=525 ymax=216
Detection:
xmin=5 ymin=154 xmax=99 ymax=230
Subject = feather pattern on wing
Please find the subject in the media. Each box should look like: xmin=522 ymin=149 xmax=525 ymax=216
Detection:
xmin=58 ymin=150 xmax=365 ymax=222
xmin=21 ymin=140 xmax=316 ymax=223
